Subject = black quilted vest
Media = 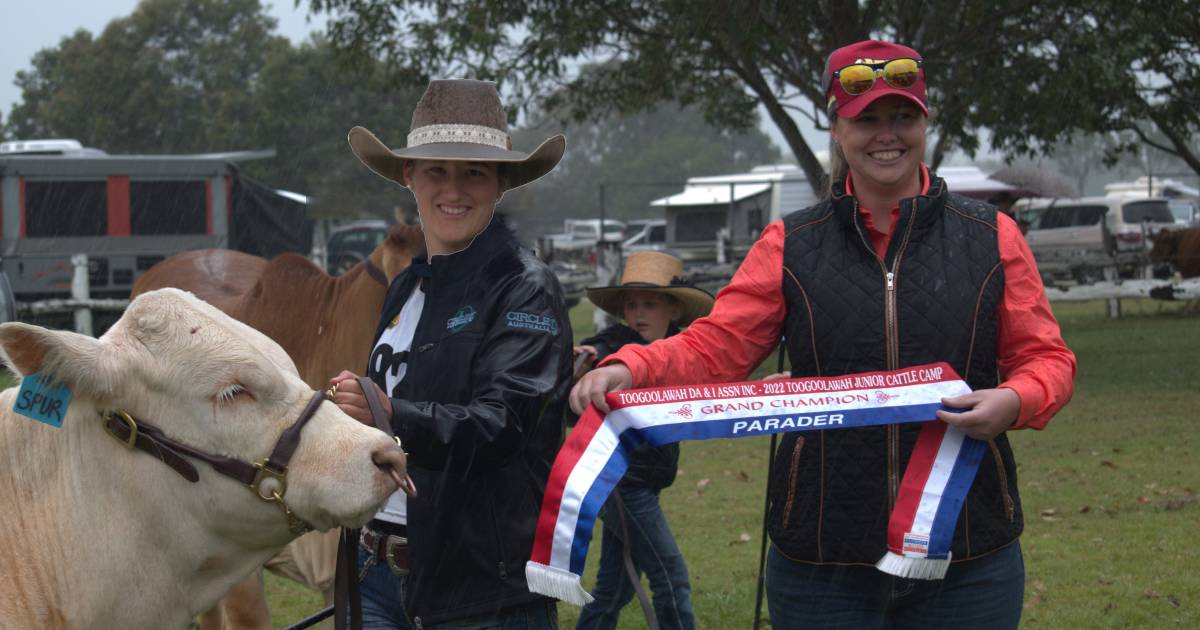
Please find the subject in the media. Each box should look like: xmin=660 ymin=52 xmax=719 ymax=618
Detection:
xmin=769 ymin=175 xmax=1023 ymax=564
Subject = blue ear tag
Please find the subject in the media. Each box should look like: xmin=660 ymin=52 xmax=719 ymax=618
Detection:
xmin=12 ymin=373 xmax=72 ymax=428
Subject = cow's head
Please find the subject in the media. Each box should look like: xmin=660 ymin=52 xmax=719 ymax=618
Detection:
xmin=0 ymin=288 xmax=400 ymax=543
xmin=1149 ymin=228 xmax=1181 ymax=263
xmin=371 ymin=223 xmax=424 ymax=282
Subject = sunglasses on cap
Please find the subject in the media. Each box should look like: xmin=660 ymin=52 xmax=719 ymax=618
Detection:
xmin=832 ymin=58 xmax=922 ymax=95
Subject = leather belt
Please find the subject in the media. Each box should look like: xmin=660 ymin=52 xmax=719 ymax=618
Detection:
xmin=360 ymin=526 xmax=409 ymax=576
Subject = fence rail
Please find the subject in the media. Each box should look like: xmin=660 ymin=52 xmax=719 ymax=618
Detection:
xmin=8 ymin=254 xmax=1199 ymax=335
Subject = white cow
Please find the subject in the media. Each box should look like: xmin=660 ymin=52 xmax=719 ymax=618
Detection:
xmin=0 ymin=289 xmax=404 ymax=629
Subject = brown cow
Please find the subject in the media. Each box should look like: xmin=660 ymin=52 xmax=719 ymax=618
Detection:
xmin=131 ymin=224 xmax=423 ymax=629
xmin=1150 ymin=227 xmax=1200 ymax=278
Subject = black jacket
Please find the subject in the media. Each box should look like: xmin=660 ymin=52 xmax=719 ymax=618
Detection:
xmin=581 ymin=323 xmax=680 ymax=490
xmin=770 ymin=175 xmax=1021 ymax=565
xmin=366 ymin=218 xmax=573 ymax=625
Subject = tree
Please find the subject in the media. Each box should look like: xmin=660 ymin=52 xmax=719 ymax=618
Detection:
xmin=305 ymin=0 xmax=1089 ymax=195
xmin=510 ymin=101 xmax=781 ymax=237
xmin=3 ymin=0 xmax=424 ymax=217
xmin=234 ymin=35 xmax=424 ymax=217
xmin=6 ymin=0 xmax=284 ymax=153
xmin=984 ymin=1 xmax=1200 ymax=180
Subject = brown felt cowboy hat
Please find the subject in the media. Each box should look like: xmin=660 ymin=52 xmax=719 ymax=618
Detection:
xmin=348 ymin=79 xmax=565 ymax=191
xmin=587 ymin=251 xmax=715 ymax=326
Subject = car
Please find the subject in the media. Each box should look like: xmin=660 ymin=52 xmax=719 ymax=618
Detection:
xmin=1014 ymin=196 xmax=1177 ymax=283
xmin=326 ymin=220 xmax=390 ymax=275
xmin=622 ymin=219 xmax=667 ymax=252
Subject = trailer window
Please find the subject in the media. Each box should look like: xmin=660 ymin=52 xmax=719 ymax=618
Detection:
xmin=24 ymin=181 xmax=107 ymax=237
xmin=1122 ymin=200 xmax=1173 ymax=224
xmin=1031 ymin=205 xmax=1106 ymax=229
xmin=131 ymin=181 xmax=207 ymax=235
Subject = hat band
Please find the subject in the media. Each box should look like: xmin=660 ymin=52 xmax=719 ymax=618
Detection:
xmin=407 ymin=123 xmax=511 ymax=150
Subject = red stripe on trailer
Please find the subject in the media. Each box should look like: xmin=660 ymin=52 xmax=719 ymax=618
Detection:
xmin=107 ymin=176 xmax=131 ymax=236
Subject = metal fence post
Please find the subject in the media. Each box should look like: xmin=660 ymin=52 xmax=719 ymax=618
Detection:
xmin=71 ymin=253 xmax=93 ymax=336
xmin=1102 ymin=265 xmax=1121 ymax=319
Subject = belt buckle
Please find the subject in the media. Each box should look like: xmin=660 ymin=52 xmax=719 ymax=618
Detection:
xmin=385 ymin=534 xmax=409 ymax=576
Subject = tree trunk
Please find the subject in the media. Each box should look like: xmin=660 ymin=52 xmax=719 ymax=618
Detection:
xmin=1149 ymin=112 xmax=1200 ymax=180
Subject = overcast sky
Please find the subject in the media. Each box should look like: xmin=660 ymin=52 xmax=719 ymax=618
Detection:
xmin=0 ymin=0 xmax=328 ymax=120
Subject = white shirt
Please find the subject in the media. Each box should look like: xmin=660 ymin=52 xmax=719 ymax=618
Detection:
xmin=368 ymin=286 xmax=425 ymax=525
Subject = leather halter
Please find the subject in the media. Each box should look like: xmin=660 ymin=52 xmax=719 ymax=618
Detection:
xmin=363 ymin=259 xmax=388 ymax=287
xmin=101 ymin=389 xmax=330 ymax=535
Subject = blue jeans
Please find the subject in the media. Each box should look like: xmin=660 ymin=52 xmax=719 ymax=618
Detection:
xmin=357 ymin=548 xmax=558 ymax=630
xmin=358 ymin=547 xmax=411 ymax=630
xmin=575 ymin=485 xmax=694 ymax=630
xmin=766 ymin=541 xmax=1025 ymax=630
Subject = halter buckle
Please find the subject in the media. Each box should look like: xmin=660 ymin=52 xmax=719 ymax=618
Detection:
xmin=250 ymin=461 xmax=288 ymax=502
xmin=102 ymin=410 xmax=138 ymax=449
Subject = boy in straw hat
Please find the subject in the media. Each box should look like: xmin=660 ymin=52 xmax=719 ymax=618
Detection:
xmin=328 ymin=79 xmax=573 ymax=629
xmin=573 ymin=251 xmax=713 ymax=630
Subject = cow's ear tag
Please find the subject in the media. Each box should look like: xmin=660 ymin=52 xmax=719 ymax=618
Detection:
xmin=12 ymin=373 xmax=72 ymax=428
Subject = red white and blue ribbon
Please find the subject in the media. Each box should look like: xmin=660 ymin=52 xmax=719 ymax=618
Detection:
xmin=526 ymin=363 xmax=985 ymax=605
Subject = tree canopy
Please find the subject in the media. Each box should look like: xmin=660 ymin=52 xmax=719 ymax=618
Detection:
xmin=307 ymin=0 xmax=1200 ymax=190
xmin=983 ymin=0 xmax=1199 ymax=177
xmin=510 ymin=101 xmax=781 ymax=237
xmin=3 ymin=0 xmax=423 ymax=217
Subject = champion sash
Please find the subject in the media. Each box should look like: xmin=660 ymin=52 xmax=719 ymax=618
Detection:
xmin=526 ymin=363 xmax=986 ymax=605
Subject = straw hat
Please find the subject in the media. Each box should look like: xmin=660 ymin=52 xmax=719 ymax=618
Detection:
xmin=586 ymin=252 xmax=715 ymax=325
xmin=348 ymin=79 xmax=565 ymax=191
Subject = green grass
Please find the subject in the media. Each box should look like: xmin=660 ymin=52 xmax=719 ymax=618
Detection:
xmin=262 ymin=297 xmax=1199 ymax=628
xmin=10 ymin=298 xmax=1178 ymax=627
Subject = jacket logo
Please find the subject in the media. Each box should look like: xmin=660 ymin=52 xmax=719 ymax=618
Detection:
xmin=447 ymin=305 xmax=476 ymax=332
xmin=505 ymin=311 xmax=559 ymax=335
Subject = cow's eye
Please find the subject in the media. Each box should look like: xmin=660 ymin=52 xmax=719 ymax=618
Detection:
xmin=215 ymin=384 xmax=253 ymax=403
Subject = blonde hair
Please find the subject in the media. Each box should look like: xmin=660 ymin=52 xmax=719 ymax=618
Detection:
xmin=826 ymin=111 xmax=849 ymax=197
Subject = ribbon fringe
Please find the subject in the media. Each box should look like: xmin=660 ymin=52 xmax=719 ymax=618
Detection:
xmin=875 ymin=551 xmax=951 ymax=580
xmin=526 ymin=561 xmax=595 ymax=606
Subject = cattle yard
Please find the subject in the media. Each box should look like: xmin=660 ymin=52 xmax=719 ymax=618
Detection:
xmin=249 ymin=297 xmax=1199 ymax=628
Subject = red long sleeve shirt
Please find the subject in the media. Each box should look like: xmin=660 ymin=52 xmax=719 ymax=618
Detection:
xmin=603 ymin=176 xmax=1076 ymax=430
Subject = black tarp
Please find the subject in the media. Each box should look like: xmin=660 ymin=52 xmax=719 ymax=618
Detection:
xmin=229 ymin=171 xmax=312 ymax=258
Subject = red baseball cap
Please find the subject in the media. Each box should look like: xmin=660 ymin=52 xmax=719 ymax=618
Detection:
xmin=823 ymin=40 xmax=928 ymax=119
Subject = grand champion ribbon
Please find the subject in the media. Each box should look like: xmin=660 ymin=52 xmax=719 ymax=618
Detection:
xmin=526 ymin=362 xmax=987 ymax=605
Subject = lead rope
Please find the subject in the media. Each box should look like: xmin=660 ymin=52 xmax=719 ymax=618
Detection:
xmin=333 ymin=376 xmax=396 ymax=630
xmin=753 ymin=339 xmax=786 ymax=630
xmin=613 ymin=491 xmax=661 ymax=630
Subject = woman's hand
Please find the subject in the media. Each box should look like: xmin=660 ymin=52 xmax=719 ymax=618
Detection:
xmin=935 ymin=388 xmax=1021 ymax=441
xmin=328 ymin=370 xmax=393 ymax=426
xmin=569 ymin=364 xmax=633 ymax=415
xmin=762 ymin=372 xmax=789 ymax=380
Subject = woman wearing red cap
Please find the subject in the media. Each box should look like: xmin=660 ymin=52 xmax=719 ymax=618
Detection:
xmin=571 ymin=40 xmax=1075 ymax=627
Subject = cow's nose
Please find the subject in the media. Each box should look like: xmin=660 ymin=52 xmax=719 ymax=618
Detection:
xmin=372 ymin=443 xmax=417 ymax=497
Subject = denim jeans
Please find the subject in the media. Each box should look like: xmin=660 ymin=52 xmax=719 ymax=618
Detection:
xmin=575 ymin=485 xmax=695 ymax=630
xmin=357 ymin=548 xmax=558 ymax=630
xmin=358 ymin=547 xmax=411 ymax=630
xmin=766 ymin=540 xmax=1025 ymax=630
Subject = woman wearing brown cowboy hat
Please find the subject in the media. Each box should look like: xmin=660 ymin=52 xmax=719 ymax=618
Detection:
xmin=329 ymin=79 xmax=574 ymax=629
xmin=573 ymin=252 xmax=713 ymax=630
